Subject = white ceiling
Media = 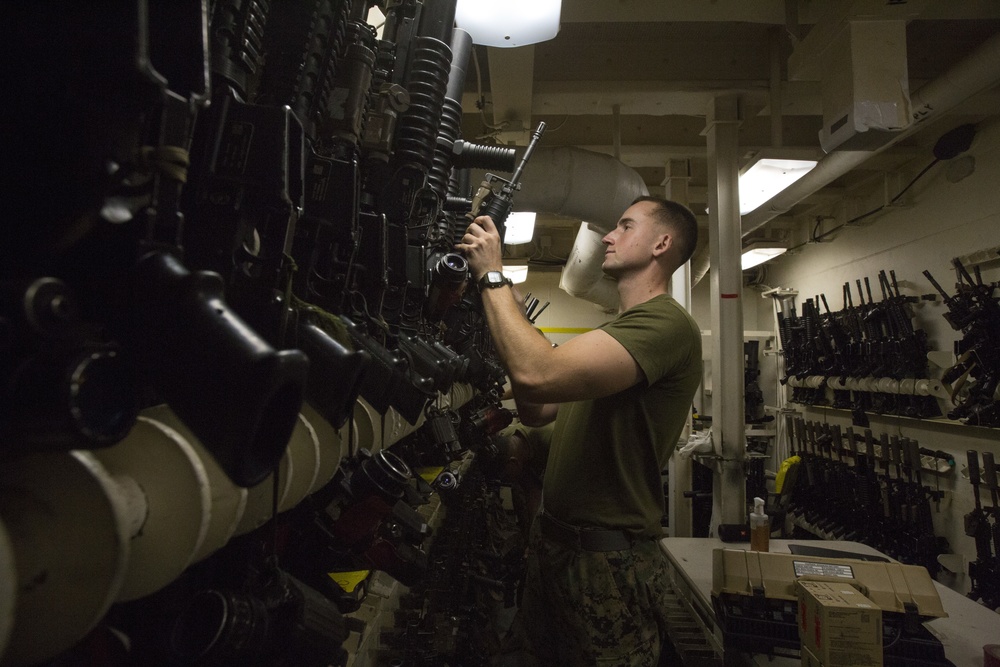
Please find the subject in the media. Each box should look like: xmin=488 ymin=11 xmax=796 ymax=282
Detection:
xmin=457 ymin=0 xmax=1000 ymax=260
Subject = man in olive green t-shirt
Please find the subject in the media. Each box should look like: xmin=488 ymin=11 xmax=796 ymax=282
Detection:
xmin=545 ymin=293 xmax=701 ymax=538
xmin=458 ymin=196 xmax=702 ymax=666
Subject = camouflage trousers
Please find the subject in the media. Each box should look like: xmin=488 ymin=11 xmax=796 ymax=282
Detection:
xmin=507 ymin=521 xmax=673 ymax=666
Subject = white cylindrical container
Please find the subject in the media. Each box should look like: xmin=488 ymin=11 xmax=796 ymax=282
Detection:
xmin=0 ymin=451 xmax=130 ymax=667
xmin=141 ymin=405 xmax=248 ymax=563
xmin=92 ymin=417 xmax=212 ymax=602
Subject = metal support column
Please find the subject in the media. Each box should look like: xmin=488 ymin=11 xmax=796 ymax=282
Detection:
xmin=665 ymin=159 xmax=694 ymax=538
xmin=704 ymin=95 xmax=746 ymax=531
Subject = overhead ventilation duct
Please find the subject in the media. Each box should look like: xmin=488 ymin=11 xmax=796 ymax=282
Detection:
xmin=516 ymin=146 xmax=649 ymax=227
xmin=743 ymin=31 xmax=1000 ymax=236
xmin=513 ymin=146 xmax=646 ymax=310
xmin=560 ymin=223 xmax=622 ymax=312
xmin=512 ymin=146 xmax=713 ymax=309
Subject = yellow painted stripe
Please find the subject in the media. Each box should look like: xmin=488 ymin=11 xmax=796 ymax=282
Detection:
xmin=538 ymin=327 xmax=593 ymax=334
xmin=415 ymin=466 xmax=445 ymax=484
xmin=328 ymin=570 xmax=370 ymax=593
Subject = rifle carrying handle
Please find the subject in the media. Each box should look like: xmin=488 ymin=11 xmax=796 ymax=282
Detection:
xmin=904 ymin=438 xmax=921 ymax=470
xmin=794 ymin=418 xmax=806 ymax=450
xmin=846 ymin=427 xmax=858 ymax=460
xmin=890 ymin=435 xmax=902 ymax=465
xmin=967 ymin=450 xmax=981 ymax=486
xmin=982 ymin=451 xmax=997 ymax=488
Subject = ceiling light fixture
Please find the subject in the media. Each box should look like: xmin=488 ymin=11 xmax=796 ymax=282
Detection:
xmin=741 ymin=241 xmax=787 ymax=270
xmin=365 ymin=6 xmax=386 ymax=39
xmin=739 ymin=158 xmax=818 ymax=215
xmin=455 ymin=0 xmax=561 ymax=48
xmin=503 ymin=211 xmax=536 ymax=245
xmin=502 ymin=265 xmax=529 ymax=285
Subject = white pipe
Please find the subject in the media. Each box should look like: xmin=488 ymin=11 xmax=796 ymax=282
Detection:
xmin=236 ymin=418 xmax=315 ymax=535
xmin=910 ymin=31 xmax=1000 ymax=125
xmin=109 ymin=474 xmax=149 ymax=544
xmin=140 ymin=405 xmax=249 ymax=562
xmin=523 ymin=147 xmax=715 ymax=308
xmin=92 ymin=417 xmax=212 ymax=602
xmin=742 ymin=31 xmax=1000 ymax=236
xmin=705 ymin=94 xmax=747 ymax=529
xmin=0 ymin=451 xmax=131 ymax=667
xmin=300 ymin=402 xmax=346 ymax=495
xmin=513 ymin=146 xmax=648 ymax=311
xmin=341 ymin=383 xmax=477 ymax=455
xmin=558 ymin=223 xmax=620 ymax=312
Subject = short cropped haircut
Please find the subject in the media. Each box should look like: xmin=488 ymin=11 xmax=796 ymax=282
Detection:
xmin=631 ymin=195 xmax=699 ymax=265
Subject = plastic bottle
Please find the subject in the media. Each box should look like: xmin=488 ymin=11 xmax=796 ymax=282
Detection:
xmin=750 ymin=496 xmax=770 ymax=552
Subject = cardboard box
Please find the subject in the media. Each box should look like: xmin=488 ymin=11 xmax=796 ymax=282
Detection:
xmin=801 ymin=644 xmax=822 ymax=667
xmin=797 ymin=580 xmax=882 ymax=667
xmin=711 ymin=548 xmax=946 ymax=619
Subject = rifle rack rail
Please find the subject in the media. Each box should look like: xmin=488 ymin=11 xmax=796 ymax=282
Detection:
xmin=785 ymin=374 xmax=948 ymax=399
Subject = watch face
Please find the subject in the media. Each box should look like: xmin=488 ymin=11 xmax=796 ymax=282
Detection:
xmin=480 ymin=270 xmax=509 ymax=289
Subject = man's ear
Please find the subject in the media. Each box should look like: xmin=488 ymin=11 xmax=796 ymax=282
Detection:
xmin=651 ymin=232 xmax=672 ymax=257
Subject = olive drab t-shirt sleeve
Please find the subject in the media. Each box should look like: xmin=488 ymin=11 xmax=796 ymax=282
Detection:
xmin=599 ymin=295 xmax=701 ymax=388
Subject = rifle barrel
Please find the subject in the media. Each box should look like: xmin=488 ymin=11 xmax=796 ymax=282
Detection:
xmin=508 ymin=121 xmax=547 ymax=186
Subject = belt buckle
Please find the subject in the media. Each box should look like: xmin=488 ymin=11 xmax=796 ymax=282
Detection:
xmin=543 ymin=512 xmax=627 ymax=551
xmin=543 ymin=511 xmax=578 ymax=545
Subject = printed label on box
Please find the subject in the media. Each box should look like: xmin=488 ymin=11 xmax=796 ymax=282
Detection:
xmin=793 ymin=560 xmax=855 ymax=579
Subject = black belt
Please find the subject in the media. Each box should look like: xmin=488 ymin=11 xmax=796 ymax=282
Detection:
xmin=538 ymin=511 xmax=634 ymax=552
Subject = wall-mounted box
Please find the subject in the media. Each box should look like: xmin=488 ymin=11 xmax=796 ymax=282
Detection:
xmin=790 ymin=19 xmax=912 ymax=153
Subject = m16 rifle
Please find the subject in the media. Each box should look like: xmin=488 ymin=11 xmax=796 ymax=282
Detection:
xmin=856 ymin=429 xmax=886 ymax=547
xmin=440 ymin=121 xmax=547 ymax=402
xmin=924 ymin=256 xmax=1000 ymax=427
xmin=876 ymin=432 xmax=895 ymax=553
xmin=818 ymin=293 xmax=850 ymax=378
xmin=898 ymin=437 xmax=948 ymax=576
xmin=780 ymin=269 xmax=940 ymax=423
xmin=786 ymin=420 xmax=950 ymax=574
xmin=966 ymin=450 xmax=1000 ymax=609
xmin=774 ymin=291 xmax=802 ymax=382
xmin=466 ymin=121 xmax=547 ymax=237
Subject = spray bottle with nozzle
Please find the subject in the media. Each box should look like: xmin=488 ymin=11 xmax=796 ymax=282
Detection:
xmin=750 ymin=496 xmax=770 ymax=552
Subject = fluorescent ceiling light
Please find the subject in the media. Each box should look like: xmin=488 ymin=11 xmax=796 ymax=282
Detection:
xmin=739 ymin=158 xmax=817 ymax=215
xmin=741 ymin=242 xmax=787 ymax=270
xmin=502 ymin=265 xmax=529 ymax=284
xmin=455 ymin=0 xmax=561 ymax=48
xmin=504 ymin=211 xmax=536 ymax=245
